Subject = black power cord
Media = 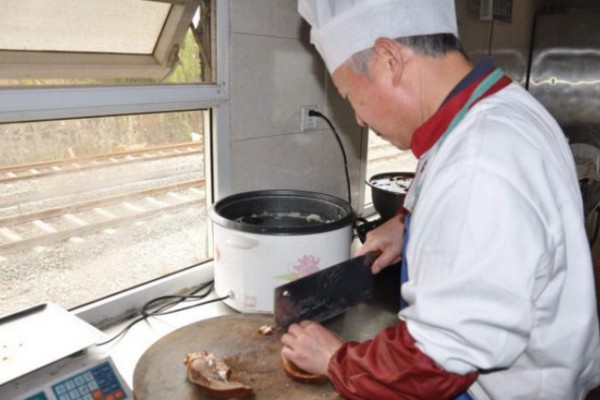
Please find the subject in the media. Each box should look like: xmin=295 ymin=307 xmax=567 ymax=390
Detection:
xmin=96 ymin=280 xmax=228 ymax=346
xmin=308 ymin=109 xmax=352 ymax=207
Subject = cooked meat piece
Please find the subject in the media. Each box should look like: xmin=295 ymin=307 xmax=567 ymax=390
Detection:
xmin=184 ymin=351 xmax=253 ymax=398
xmin=257 ymin=324 xmax=276 ymax=335
xmin=280 ymin=353 xmax=327 ymax=384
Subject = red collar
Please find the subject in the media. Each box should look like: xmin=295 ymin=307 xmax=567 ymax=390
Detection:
xmin=410 ymin=73 xmax=512 ymax=158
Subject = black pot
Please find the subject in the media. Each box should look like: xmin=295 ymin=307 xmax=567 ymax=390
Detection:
xmin=209 ymin=190 xmax=354 ymax=235
xmin=367 ymin=172 xmax=415 ymax=221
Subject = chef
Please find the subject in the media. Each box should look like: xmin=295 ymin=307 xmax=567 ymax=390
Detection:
xmin=281 ymin=0 xmax=600 ymax=399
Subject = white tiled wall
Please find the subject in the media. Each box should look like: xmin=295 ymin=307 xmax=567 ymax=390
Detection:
xmin=227 ymin=0 xmax=549 ymax=208
xmin=228 ymin=0 xmax=365 ymax=208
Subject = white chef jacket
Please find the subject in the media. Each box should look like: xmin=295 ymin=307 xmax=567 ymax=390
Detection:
xmin=400 ymin=82 xmax=600 ymax=399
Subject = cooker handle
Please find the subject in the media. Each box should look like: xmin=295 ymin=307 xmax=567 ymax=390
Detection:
xmin=225 ymin=235 xmax=259 ymax=249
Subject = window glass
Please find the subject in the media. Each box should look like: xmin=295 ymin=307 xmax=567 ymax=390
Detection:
xmin=364 ymin=131 xmax=417 ymax=209
xmin=0 ymin=0 xmax=220 ymax=317
xmin=0 ymin=0 xmax=212 ymax=84
xmin=0 ymin=111 xmax=210 ymax=315
xmin=1 ymin=0 xmax=170 ymax=54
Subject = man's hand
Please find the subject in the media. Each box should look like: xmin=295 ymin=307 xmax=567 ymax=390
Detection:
xmin=281 ymin=320 xmax=344 ymax=376
xmin=356 ymin=215 xmax=404 ymax=274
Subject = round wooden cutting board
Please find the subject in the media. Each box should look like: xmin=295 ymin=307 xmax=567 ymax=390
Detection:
xmin=133 ymin=313 xmax=341 ymax=399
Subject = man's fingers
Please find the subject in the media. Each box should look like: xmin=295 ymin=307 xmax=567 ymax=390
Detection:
xmin=286 ymin=322 xmax=303 ymax=336
xmin=282 ymin=321 xmax=311 ymax=349
xmin=355 ymin=241 xmax=377 ymax=256
xmin=372 ymin=252 xmax=401 ymax=273
xmin=281 ymin=345 xmax=294 ymax=359
xmin=281 ymin=333 xmax=293 ymax=348
xmin=281 ymin=325 xmax=300 ymax=348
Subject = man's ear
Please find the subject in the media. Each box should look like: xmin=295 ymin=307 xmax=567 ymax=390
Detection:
xmin=373 ymin=37 xmax=407 ymax=87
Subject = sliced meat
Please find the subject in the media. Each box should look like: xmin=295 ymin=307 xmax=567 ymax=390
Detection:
xmin=257 ymin=324 xmax=276 ymax=335
xmin=184 ymin=351 xmax=253 ymax=398
xmin=281 ymin=353 xmax=327 ymax=384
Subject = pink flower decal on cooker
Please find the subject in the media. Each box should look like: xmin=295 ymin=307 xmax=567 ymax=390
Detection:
xmin=274 ymin=254 xmax=321 ymax=282
xmin=294 ymin=254 xmax=320 ymax=276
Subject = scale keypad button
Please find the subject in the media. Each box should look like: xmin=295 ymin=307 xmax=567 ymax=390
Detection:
xmin=51 ymin=361 xmax=128 ymax=400
xmin=55 ymin=385 xmax=67 ymax=395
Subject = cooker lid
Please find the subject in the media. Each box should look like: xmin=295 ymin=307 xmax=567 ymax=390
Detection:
xmin=209 ymin=190 xmax=354 ymax=235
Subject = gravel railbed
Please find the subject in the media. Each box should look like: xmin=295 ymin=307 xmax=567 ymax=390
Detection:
xmin=0 ymin=154 xmax=203 ymax=217
xmin=0 ymin=207 xmax=208 ymax=316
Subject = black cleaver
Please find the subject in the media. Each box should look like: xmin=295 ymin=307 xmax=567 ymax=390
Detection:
xmin=274 ymin=252 xmax=378 ymax=329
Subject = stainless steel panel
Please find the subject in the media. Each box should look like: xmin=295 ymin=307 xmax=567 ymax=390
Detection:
xmin=529 ymin=12 xmax=600 ymax=143
xmin=547 ymin=0 xmax=600 ymax=12
xmin=456 ymin=0 xmax=545 ymax=86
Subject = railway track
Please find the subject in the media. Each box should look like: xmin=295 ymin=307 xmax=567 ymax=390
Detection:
xmin=366 ymin=142 xmax=417 ymax=182
xmin=0 ymin=142 xmax=205 ymax=256
xmin=0 ymin=141 xmax=201 ymax=184
xmin=0 ymin=179 xmax=205 ymax=254
xmin=368 ymin=144 xmax=409 ymax=164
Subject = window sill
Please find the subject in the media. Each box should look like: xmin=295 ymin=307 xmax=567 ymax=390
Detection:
xmin=74 ymin=261 xmax=215 ymax=329
xmin=74 ymin=261 xmax=240 ymax=389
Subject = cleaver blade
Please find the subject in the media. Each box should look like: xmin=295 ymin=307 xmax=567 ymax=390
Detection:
xmin=273 ymin=252 xmax=377 ymax=329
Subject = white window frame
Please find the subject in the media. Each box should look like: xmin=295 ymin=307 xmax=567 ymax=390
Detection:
xmin=359 ymin=128 xmax=374 ymax=217
xmin=0 ymin=0 xmax=231 ymax=327
xmin=0 ymin=1 xmax=199 ymax=80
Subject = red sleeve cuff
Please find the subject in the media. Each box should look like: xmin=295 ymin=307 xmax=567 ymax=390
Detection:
xmin=396 ymin=207 xmax=408 ymax=223
xmin=327 ymin=322 xmax=478 ymax=400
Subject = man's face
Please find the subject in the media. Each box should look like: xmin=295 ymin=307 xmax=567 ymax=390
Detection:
xmin=332 ymin=60 xmax=417 ymax=150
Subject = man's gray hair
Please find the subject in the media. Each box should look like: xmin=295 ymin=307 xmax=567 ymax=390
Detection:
xmin=349 ymin=33 xmax=467 ymax=75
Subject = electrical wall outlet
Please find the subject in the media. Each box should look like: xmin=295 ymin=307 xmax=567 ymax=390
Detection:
xmin=479 ymin=0 xmax=512 ymax=22
xmin=480 ymin=0 xmax=493 ymax=20
xmin=300 ymin=105 xmax=318 ymax=132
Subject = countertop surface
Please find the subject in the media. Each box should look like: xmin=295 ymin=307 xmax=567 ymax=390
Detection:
xmin=114 ymin=261 xmax=402 ymax=394
xmin=0 ymin=261 xmax=402 ymax=399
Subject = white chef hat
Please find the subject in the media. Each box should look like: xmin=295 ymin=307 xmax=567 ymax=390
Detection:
xmin=298 ymin=0 xmax=459 ymax=73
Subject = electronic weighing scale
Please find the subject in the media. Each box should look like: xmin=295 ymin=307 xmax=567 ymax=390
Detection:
xmin=0 ymin=303 xmax=132 ymax=400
